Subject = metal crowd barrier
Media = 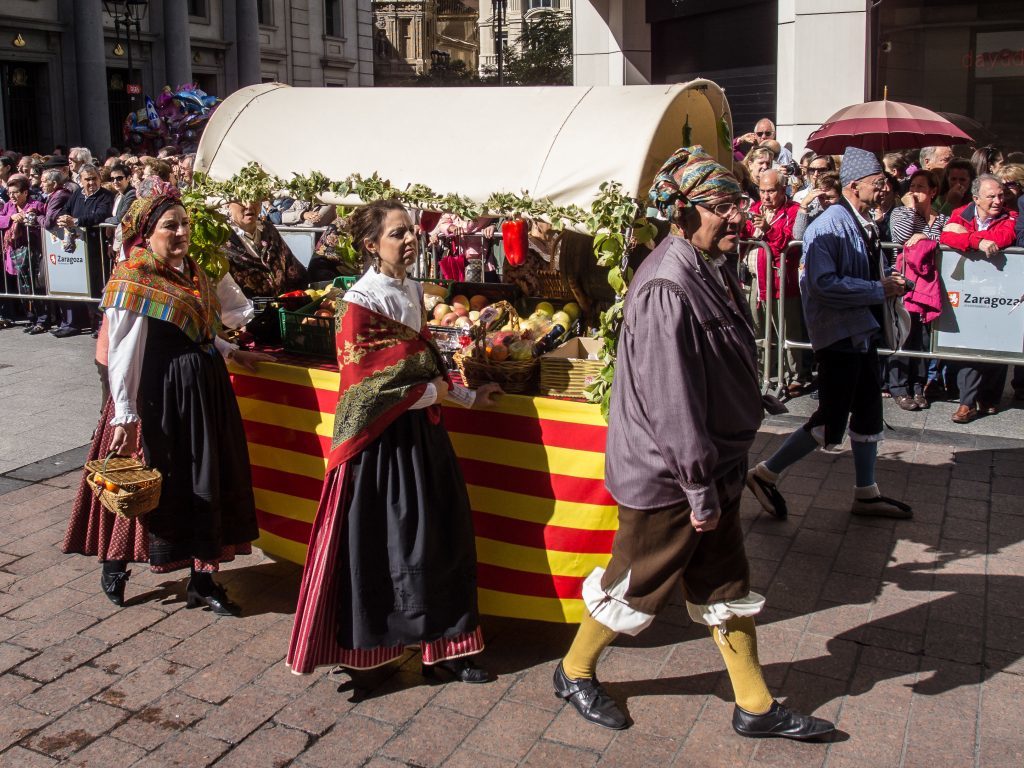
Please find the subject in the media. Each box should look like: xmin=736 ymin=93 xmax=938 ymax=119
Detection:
xmin=765 ymin=239 xmax=1024 ymax=398
xmin=276 ymin=225 xmax=328 ymax=269
xmin=0 ymin=222 xmax=117 ymax=306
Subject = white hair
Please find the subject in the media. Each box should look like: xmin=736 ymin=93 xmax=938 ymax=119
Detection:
xmin=69 ymin=147 xmax=93 ymax=164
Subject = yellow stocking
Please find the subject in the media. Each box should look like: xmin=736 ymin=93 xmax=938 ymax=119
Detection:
xmin=712 ymin=615 xmax=774 ymax=715
xmin=562 ymin=614 xmax=618 ymax=680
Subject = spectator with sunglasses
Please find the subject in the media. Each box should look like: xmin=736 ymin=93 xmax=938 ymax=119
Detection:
xmin=793 ymin=154 xmax=837 ymax=206
xmin=106 ymin=164 xmax=136 ymax=226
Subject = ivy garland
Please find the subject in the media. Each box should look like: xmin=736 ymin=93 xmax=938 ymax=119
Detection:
xmin=191 ymin=164 xmax=653 ymax=419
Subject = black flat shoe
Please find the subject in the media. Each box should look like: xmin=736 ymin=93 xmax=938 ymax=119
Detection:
xmin=423 ymin=657 xmax=491 ymax=684
xmin=553 ymin=661 xmax=628 ymax=730
xmin=745 ymin=469 xmax=788 ymax=519
xmin=28 ymin=324 xmax=48 ymax=335
xmin=732 ymin=700 xmax=835 ymax=741
xmin=100 ymin=569 xmax=131 ymax=607
xmin=185 ymin=578 xmax=241 ymax=616
xmin=52 ymin=327 xmax=80 ymax=338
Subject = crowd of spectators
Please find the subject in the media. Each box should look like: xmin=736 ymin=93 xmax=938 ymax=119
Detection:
xmin=2 ymin=128 xmax=1024 ymax=423
xmin=0 ymin=142 xmax=311 ymax=340
xmin=733 ymin=122 xmax=1024 ymax=421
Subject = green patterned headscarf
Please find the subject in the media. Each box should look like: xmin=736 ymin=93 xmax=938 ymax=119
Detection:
xmin=649 ymin=145 xmax=742 ymax=216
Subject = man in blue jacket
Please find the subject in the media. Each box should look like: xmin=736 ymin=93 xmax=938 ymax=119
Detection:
xmin=746 ymin=146 xmax=913 ymax=520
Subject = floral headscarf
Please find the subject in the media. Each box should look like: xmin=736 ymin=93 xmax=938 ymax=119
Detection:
xmin=649 ymin=145 xmax=742 ymax=217
xmin=119 ymin=179 xmax=182 ymax=253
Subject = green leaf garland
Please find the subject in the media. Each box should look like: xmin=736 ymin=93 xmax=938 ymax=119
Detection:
xmin=192 ymin=166 xmax=650 ymax=419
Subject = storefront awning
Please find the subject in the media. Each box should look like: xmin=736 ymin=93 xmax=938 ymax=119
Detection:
xmin=195 ymin=82 xmax=732 ymax=211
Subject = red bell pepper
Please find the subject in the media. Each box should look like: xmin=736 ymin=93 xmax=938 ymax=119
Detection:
xmin=502 ymin=219 xmax=528 ymax=267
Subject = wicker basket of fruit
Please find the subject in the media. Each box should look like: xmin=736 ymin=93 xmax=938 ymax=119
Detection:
xmin=453 ymin=301 xmax=540 ymax=394
xmin=85 ymin=452 xmax=163 ymax=519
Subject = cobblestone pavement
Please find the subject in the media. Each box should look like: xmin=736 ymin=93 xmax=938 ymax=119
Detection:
xmin=0 ymin=425 xmax=1021 ymax=767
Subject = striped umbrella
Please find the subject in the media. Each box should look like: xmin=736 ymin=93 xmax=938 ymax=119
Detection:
xmin=806 ymin=99 xmax=973 ymax=154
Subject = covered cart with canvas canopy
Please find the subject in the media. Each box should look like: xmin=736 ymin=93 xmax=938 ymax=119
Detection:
xmin=196 ymin=81 xmax=734 ymax=622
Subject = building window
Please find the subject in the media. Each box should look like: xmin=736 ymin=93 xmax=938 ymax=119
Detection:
xmin=525 ymin=0 xmax=554 ymax=9
xmin=187 ymin=0 xmax=208 ymax=19
xmin=325 ymin=0 xmax=343 ymax=37
xmin=399 ymin=18 xmax=413 ymax=59
xmin=257 ymin=0 xmax=273 ymax=26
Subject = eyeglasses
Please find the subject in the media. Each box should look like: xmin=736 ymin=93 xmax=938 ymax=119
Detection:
xmin=110 ymin=175 xmax=127 ymax=181
xmin=858 ymin=178 xmax=887 ymax=190
xmin=808 ymin=166 xmax=829 ymax=174
xmin=700 ymin=196 xmax=752 ymax=218
xmin=755 ymin=130 xmax=773 ymax=137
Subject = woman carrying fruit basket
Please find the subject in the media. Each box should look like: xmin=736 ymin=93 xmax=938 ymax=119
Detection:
xmin=287 ymin=199 xmax=502 ymax=683
xmin=63 ymin=187 xmax=272 ymax=615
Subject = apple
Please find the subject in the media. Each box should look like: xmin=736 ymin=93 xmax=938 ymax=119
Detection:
xmin=470 ymin=294 xmax=488 ymax=311
xmin=451 ymin=294 xmax=470 ymax=310
xmin=455 ymin=316 xmax=473 ymax=329
xmin=453 ymin=305 xmax=468 ymax=317
xmin=551 ymin=311 xmax=571 ymax=328
xmin=489 ymin=344 xmax=509 ymax=362
xmin=509 ymin=340 xmax=533 ymax=360
xmin=534 ymin=301 xmax=555 ymax=317
xmin=561 ymin=302 xmax=581 ymax=321
xmin=468 ymin=310 xmax=480 ymax=323
xmin=433 ymin=303 xmax=452 ymax=322
xmin=442 ymin=312 xmax=459 ymax=326
xmin=492 ymin=330 xmax=518 ymax=348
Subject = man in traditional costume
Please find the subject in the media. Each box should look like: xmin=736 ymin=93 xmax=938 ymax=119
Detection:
xmin=746 ymin=147 xmax=912 ymax=520
xmin=553 ymin=147 xmax=835 ymax=741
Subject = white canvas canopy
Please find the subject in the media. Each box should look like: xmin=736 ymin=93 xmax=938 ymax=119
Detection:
xmin=195 ymin=82 xmax=733 ymax=212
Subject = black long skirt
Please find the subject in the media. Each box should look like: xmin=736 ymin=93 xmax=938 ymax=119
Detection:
xmin=337 ymin=408 xmax=480 ymax=650
xmin=138 ymin=319 xmax=259 ymax=570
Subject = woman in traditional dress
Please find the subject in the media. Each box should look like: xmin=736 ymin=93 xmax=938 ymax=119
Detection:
xmin=63 ymin=187 xmax=271 ymax=614
xmin=287 ymin=200 xmax=501 ymax=683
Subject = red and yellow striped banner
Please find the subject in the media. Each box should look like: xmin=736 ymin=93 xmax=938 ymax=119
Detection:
xmin=229 ymin=359 xmax=615 ymax=623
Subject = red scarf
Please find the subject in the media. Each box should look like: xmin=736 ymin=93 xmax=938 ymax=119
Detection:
xmin=327 ymin=301 xmax=448 ymax=471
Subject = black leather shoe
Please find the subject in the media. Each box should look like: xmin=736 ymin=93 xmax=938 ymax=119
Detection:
xmin=745 ymin=469 xmax=788 ymax=520
xmin=52 ymin=327 xmax=80 ymax=338
xmin=423 ymin=657 xmax=491 ymax=684
xmin=732 ymin=700 xmax=835 ymax=741
xmin=185 ymin=578 xmax=241 ymax=616
xmin=553 ymin=662 xmax=628 ymax=730
xmin=100 ymin=569 xmax=131 ymax=607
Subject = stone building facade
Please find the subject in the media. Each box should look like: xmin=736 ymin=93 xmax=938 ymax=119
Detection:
xmin=477 ymin=0 xmax=568 ymax=75
xmin=0 ymin=0 xmax=374 ymax=155
xmin=371 ymin=0 xmax=477 ymax=84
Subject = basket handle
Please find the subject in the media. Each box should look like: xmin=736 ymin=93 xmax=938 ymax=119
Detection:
xmin=100 ymin=451 xmax=145 ymax=476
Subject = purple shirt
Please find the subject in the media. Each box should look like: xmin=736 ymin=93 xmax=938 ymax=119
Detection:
xmin=604 ymin=236 xmax=763 ymax=519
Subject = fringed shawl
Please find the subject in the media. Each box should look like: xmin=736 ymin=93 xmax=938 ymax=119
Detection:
xmin=326 ymin=300 xmax=448 ymax=472
xmin=100 ymin=246 xmax=220 ymax=344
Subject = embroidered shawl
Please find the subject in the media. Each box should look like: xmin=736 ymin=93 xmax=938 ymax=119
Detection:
xmin=100 ymin=245 xmax=220 ymax=344
xmin=326 ymin=300 xmax=448 ymax=471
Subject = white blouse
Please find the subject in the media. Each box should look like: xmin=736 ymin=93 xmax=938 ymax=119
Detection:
xmin=343 ymin=269 xmax=476 ymax=409
xmin=107 ymin=267 xmax=246 ymax=425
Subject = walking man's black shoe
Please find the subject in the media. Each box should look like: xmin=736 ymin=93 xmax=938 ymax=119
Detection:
xmin=553 ymin=662 xmax=629 ymax=730
xmin=732 ymin=700 xmax=835 ymax=741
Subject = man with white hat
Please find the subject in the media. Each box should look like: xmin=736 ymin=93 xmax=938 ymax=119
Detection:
xmin=746 ymin=146 xmax=913 ymax=520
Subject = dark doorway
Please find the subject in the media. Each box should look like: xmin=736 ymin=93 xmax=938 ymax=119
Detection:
xmin=107 ymin=68 xmax=132 ymax=150
xmin=193 ymin=72 xmax=220 ymax=97
xmin=2 ymin=62 xmax=50 ymax=155
xmin=650 ymin=1 xmax=778 ymax=134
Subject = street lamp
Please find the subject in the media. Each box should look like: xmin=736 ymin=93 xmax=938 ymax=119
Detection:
xmin=492 ymin=0 xmax=506 ymax=85
xmin=104 ymin=0 xmax=149 ymax=109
